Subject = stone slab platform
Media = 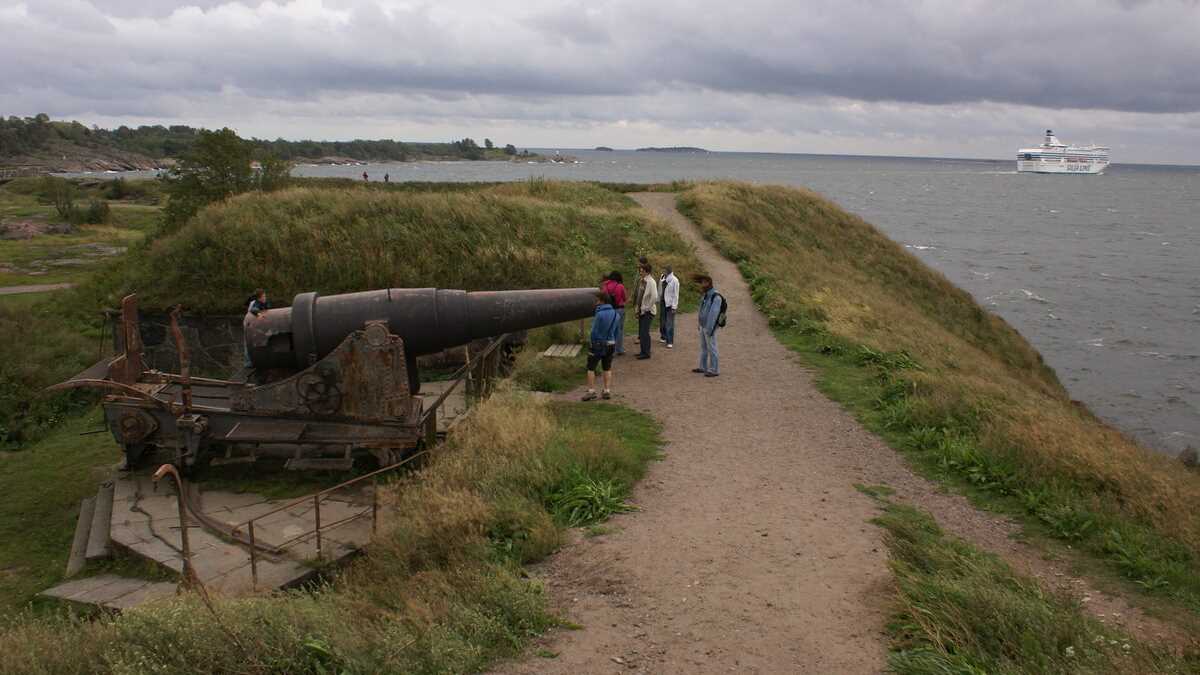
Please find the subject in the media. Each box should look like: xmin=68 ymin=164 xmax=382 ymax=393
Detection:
xmin=42 ymin=574 xmax=176 ymax=610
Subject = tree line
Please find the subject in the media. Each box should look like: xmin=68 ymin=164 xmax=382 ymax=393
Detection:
xmin=0 ymin=114 xmax=520 ymax=162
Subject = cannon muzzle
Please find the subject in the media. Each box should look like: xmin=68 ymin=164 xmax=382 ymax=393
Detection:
xmin=246 ymin=287 xmax=598 ymax=370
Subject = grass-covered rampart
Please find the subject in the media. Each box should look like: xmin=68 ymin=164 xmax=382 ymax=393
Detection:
xmin=1 ymin=179 xmax=702 ymax=447
xmin=0 ymin=391 xmax=663 ymax=674
xmin=98 ymin=179 xmax=695 ymax=314
xmin=677 ymin=182 xmax=1200 ymax=612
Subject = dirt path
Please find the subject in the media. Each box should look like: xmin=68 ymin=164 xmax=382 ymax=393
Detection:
xmin=497 ymin=193 xmax=1187 ymax=674
xmin=0 ymin=282 xmax=73 ymax=296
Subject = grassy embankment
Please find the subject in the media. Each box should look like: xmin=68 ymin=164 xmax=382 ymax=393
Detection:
xmin=0 ymin=180 xmax=700 ymax=672
xmin=677 ymin=183 xmax=1200 ymax=644
xmin=861 ymin=486 xmax=1197 ymax=672
xmin=0 ymin=392 xmax=664 ymax=674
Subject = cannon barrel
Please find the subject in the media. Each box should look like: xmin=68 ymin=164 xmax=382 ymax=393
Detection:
xmin=246 ymin=287 xmax=598 ymax=370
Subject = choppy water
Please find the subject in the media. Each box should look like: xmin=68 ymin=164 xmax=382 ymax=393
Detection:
xmin=84 ymin=151 xmax=1200 ymax=454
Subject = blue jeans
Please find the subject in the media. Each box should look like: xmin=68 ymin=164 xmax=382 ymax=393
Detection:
xmin=615 ymin=308 xmax=626 ymax=354
xmin=699 ymin=328 xmax=718 ymax=374
xmin=660 ymin=308 xmax=676 ymax=344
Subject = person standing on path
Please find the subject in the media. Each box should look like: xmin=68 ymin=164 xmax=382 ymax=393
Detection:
xmin=582 ymin=291 xmax=621 ymax=401
xmin=693 ymin=274 xmax=722 ymax=377
xmin=602 ymin=271 xmax=628 ymax=355
xmin=635 ymin=262 xmax=659 ymax=360
xmin=658 ymin=266 xmax=679 ymax=349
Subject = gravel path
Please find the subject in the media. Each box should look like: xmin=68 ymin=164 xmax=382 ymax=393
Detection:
xmin=496 ymin=193 xmax=1186 ymax=674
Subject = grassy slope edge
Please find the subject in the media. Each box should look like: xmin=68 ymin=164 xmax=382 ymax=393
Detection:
xmin=0 ymin=392 xmax=663 ymax=674
xmin=676 ymin=181 xmax=1200 ymax=616
xmin=858 ymin=486 xmax=1196 ymax=673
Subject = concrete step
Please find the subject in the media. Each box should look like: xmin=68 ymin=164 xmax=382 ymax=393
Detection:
xmin=65 ymin=496 xmax=96 ymax=577
xmin=86 ymin=482 xmax=114 ymax=561
xmin=41 ymin=574 xmax=176 ymax=610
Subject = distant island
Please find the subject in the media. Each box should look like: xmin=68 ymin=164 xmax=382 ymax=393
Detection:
xmin=635 ymin=146 xmax=708 ymax=153
xmin=0 ymin=114 xmax=540 ymax=172
xmin=594 ymin=146 xmax=614 ymax=151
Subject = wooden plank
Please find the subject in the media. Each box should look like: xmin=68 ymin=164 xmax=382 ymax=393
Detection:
xmin=224 ymin=420 xmax=307 ymax=442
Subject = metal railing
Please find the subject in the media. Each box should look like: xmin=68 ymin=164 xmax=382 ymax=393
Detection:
xmin=216 ymin=333 xmax=512 ymax=588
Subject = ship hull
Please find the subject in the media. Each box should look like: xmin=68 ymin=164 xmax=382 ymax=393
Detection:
xmin=1017 ymin=160 xmax=1107 ymax=175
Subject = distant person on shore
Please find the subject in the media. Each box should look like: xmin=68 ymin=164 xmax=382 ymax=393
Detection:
xmin=242 ymin=288 xmax=269 ymax=369
xmin=635 ymin=262 xmax=659 ymax=360
xmin=383 ymin=173 xmax=389 ymax=183
xmin=602 ymin=271 xmax=628 ymax=355
xmin=582 ymin=290 xmax=621 ymax=401
xmin=658 ymin=265 xmax=679 ymax=349
xmin=693 ymin=274 xmax=722 ymax=377
xmin=362 ymin=171 xmax=369 ymax=182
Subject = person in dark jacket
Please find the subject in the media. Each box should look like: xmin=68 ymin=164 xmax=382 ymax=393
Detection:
xmin=582 ymin=291 xmax=621 ymax=400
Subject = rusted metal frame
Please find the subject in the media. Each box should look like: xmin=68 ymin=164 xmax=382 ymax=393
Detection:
xmin=248 ymin=522 xmax=258 ymax=589
xmin=152 ymin=464 xmax=200 ymax=588
xmin=169 ymin=306 xmax=193 ymax=411
xmin=418 ymin=333 xmax=509 ymax=427
xmin=372 ymin=476 xmax=379 ymax=534
xmin=230 ymin=448 xmax=430 ymax=539
xmin=41 ymin=379 xmax=169 ymax=407
xmin=314 ymin=495 xmax=323 ymax=560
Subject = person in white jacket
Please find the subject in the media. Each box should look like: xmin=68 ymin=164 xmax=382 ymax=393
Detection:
xmin=635 ymin=262 xmax=659 ymax=360
xmin=658 ymin=266 xmax=680 ymax=348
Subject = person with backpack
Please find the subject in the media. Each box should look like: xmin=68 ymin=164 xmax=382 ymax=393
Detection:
xmin=601 ymin=271 xmax=628 ymax=355
xmin=693 ymin=274 xmax=724 ymax=377
xmin=582 ymin=290 xmax=621 ymax=401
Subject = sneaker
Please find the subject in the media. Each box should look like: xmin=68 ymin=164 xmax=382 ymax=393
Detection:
xmin=705 ymin=372 xmax=720 ymax=378
xmin=636 ymin=354 xmax=650 ymax=360
xmin=666 ymin=344 xmax=673 ymax=349
xmin=602 ymin=390 xmax=612 ymax=400
xmin=581 ymin=391 xmax=598 ymax=401
xmin=692 ymin=368 xmax=706 ymax=373
xmin=658 ymin=338 xmax=666 ymax=344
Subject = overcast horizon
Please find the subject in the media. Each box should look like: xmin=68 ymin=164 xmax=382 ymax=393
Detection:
xmin=3 ymin=1 xmax=1200 ymax=164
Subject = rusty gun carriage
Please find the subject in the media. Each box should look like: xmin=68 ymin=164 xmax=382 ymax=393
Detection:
xmin=52 ymin=287 xmax=597 ymax=471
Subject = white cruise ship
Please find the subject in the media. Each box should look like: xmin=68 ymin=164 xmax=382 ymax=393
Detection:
xmin=1017 ymin=130 xmax=1109 ymax=174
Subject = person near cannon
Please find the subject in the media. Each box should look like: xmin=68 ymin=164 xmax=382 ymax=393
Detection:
xmin=582 ymin=290 xmax=621 ymax=401
xmin=242 ymin=288 xmax=269 ymax=368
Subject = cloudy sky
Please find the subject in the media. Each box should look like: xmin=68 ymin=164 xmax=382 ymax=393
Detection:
xmin=2 ymin=0 xmax=1199 ymax=163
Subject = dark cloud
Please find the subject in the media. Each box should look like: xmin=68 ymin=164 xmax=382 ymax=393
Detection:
xmin=1 ymin=0 xmax=1199 ymax=160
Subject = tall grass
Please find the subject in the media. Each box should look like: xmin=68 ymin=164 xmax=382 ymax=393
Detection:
xmin=868 ymin=493 xmax=1196 ymax=673
xmin=678 ymin=182 xmax=1200 ymax=610
xmin=0 ymin=390 xmax=663 ymax=673
xmin=103 ymin=180 xmax=696 ymax=314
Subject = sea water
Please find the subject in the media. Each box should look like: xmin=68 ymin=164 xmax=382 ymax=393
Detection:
xmin=87 ymin=151 xmax=1200 ymax=454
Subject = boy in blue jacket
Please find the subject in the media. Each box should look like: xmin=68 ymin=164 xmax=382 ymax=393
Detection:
xmin=583 ymin=290 xmax=621 ymax=401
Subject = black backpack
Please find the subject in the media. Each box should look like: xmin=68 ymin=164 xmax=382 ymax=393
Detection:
xmin=716 ymin=293 xmax=728 ymax=328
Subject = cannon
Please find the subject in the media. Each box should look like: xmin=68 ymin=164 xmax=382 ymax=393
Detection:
xmin=53 ymin=287 xmax=597 ymax=471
